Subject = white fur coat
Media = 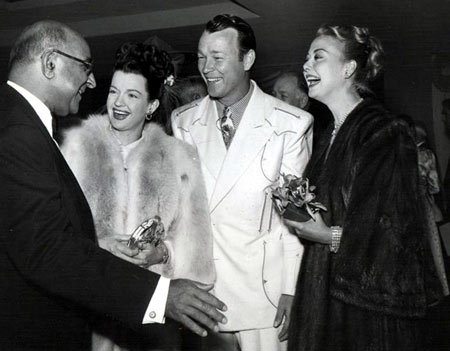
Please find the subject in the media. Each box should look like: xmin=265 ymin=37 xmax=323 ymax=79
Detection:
xmin=61 ymin=114 xmax=215 ymax=285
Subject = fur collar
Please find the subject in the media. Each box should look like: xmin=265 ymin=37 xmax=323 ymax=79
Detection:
xmin=62 ymin=114 xmax=215 ymax=284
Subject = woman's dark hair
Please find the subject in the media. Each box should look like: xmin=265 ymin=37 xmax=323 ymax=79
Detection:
xmin=114 ymin=42 xmax=176 ymax=133
xmin=316 ymin=25 xmax=384 ymax=95
xmin=205 ymin=14 xmax=256 ymax=60
xmin=114 ymin=42 xmax=174 ymax=100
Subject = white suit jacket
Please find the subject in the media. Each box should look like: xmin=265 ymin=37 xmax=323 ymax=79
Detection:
xmin=171 ymin=81 xmax=313 ymax=331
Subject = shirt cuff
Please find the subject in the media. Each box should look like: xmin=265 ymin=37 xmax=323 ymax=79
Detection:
xmin=142 ymin=276 xmax=170 ymax=324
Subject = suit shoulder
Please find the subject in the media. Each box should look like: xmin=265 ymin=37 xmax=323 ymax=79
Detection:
xmin=267 ymin=97 xmax=313 ymax=128
xmin=172 ymin=99 xmax=202 ymax=119
xmin=171 ymin=99 xmax=205 ymax=131
xmin=265 ymin=94 xmax=310 ymax=119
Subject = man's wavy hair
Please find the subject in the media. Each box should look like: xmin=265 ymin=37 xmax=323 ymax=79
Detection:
xmin=205 ymin=14 xmax=256 ymax=60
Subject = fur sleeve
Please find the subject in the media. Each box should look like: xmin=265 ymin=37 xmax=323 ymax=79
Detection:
xmin=159 ymin=140 xmax=215 ymax=286
xmin=331 ymin=116 xmax=442 ymax=317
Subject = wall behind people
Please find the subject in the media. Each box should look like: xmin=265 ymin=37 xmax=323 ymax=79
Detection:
xmin=383 ymin=61 xmax=450 ymax=182
xmin=384 ymin=63 xmax=434 ymax=141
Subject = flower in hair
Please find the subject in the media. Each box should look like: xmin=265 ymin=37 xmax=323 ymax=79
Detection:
xmin=164 ymin=74 xmax=175 ymax=87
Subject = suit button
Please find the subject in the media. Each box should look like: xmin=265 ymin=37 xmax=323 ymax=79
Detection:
xmin=149 ymin=311 xmax=156 ymax=319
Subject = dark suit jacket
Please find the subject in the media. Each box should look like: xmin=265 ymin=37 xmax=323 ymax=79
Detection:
xmin=0 ymin=85 xmax=160 ymax=350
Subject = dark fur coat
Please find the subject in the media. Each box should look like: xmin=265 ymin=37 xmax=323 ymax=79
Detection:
xmin=289 ymin=99 xmax=443 ymax=350
xmin=61 ymin=114 xmax=215 ymax=285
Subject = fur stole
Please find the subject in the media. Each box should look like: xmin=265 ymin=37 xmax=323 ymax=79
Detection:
xmin=289 ymin=98 xmax=445 ymax=351
xmin=61 ymin=114 xmax=215 ymax=285
xmin=295 ymin=98 xmax=443 ymax=319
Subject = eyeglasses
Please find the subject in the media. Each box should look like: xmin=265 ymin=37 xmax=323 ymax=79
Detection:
xmin=50 ymin=49 xmax=93 ymax=74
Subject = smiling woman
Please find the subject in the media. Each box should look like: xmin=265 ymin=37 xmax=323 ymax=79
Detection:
xmin=286 ymin=25 xmax=447 ymax=351
xmin=106 ymin=71 xmax=157 ymax=144
xmin=60 ymin=42 xmax=215 ymax=351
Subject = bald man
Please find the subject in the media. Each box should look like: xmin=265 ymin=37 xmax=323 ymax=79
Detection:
xmin=0 ymin=20 xmax=226 ymax=350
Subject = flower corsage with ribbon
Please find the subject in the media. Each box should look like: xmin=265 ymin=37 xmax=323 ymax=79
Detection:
xmin=271 ymin=174 xmax=327 ymax=222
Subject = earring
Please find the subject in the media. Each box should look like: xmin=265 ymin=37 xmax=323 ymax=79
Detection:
xmin=145 ymin=112 xmax=152 ymax=121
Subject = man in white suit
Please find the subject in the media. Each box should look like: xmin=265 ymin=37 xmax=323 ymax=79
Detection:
xmin=171 ymin=14 xmax=313 ymax=351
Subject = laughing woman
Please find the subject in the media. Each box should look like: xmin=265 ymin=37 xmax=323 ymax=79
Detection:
xmin=61 ymin=43 xmax=215 ymax=351
xmin=285 ymin=25 xmax=445 ymax=351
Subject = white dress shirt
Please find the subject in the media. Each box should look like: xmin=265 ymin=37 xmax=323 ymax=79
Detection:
xmin=7 ymin=80 xmax=170 ymax=324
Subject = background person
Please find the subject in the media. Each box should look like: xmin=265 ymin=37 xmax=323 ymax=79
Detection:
xmin=174 ymin=74 xmax=208 ymax=105
xmin=415 ymin=120 xmax=444 ymax=222
xmin=272 ymin=71 xmax=309 ymax=109
xmin=272 ymin=70 xmax=332 ymax=148
xmin=442 ymin=98 xmax=450 ymax=221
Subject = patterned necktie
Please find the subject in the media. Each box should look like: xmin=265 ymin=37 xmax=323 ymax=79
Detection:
xmin=220 ymin=106 xmax=234 ymax=148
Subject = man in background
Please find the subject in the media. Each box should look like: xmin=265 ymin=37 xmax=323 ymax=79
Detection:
xmin=272 ymin=70 xmax=332 ymax=147
xmin=272 ymin=71 xmax=309 ymax=109
xmin=442 ymin=98 xmax=450 ymax=221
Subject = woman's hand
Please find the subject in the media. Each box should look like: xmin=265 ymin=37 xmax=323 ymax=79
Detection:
xmin=135 ymin=241 xmax=168 ymax=268
xmin=98 ymin=234 xmax=166 ymax=268
xmin=284 ymin=212 xmax=332 ymax=245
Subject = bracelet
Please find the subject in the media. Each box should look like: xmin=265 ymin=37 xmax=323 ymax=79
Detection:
xmin=329 ymin=226 xmax=342 ymax=253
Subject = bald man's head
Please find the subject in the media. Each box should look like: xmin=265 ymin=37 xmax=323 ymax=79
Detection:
xmin=9 ymin=20 xmax=82 ymax=71
xmin=272 ymin=71 xmax=309 ymax=109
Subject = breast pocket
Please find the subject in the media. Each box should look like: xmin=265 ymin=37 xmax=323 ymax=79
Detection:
xmin=260 ymin=137 xmax=283 ymax=183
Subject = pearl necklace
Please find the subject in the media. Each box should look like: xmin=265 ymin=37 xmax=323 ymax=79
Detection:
xmin=331 ymin=98 xmax=363 ymax=137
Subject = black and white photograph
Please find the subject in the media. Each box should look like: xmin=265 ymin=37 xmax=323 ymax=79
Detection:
xmin=0 ymin=1 xmax=449 ymax=350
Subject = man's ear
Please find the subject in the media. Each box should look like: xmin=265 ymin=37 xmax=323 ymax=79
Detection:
xmin=243 ymin=49 xmax=256 ymax=71
xmin=40 ymin=49 xmax=56 ymax=79
xmin=295 ymin=89 xmax=309 ymax=109
xmin=299 ymin=93 xmax=309 ymax=109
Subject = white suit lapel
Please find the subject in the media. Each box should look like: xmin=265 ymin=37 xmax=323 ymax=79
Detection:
xmin=210 ymin=84 xmax=274 ymax=212
xmin=189 ymin=98 xmax=227 ymax=181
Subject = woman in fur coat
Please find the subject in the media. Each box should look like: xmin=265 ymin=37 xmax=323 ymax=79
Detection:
xmin=285 ymin=25 xmax=446 ymax=351
xmin=61 ymin=43 xmax=214 ymax=351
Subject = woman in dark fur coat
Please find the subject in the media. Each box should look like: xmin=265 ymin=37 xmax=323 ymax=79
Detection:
xmin=285 ymin=25 xmax=446 ymax=351
xmin=61 ymin=43 xmax=215 ymax=351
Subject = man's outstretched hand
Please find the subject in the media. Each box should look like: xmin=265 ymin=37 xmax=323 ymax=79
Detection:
xmin=165 ymin=279 xmax=227 ymax=337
